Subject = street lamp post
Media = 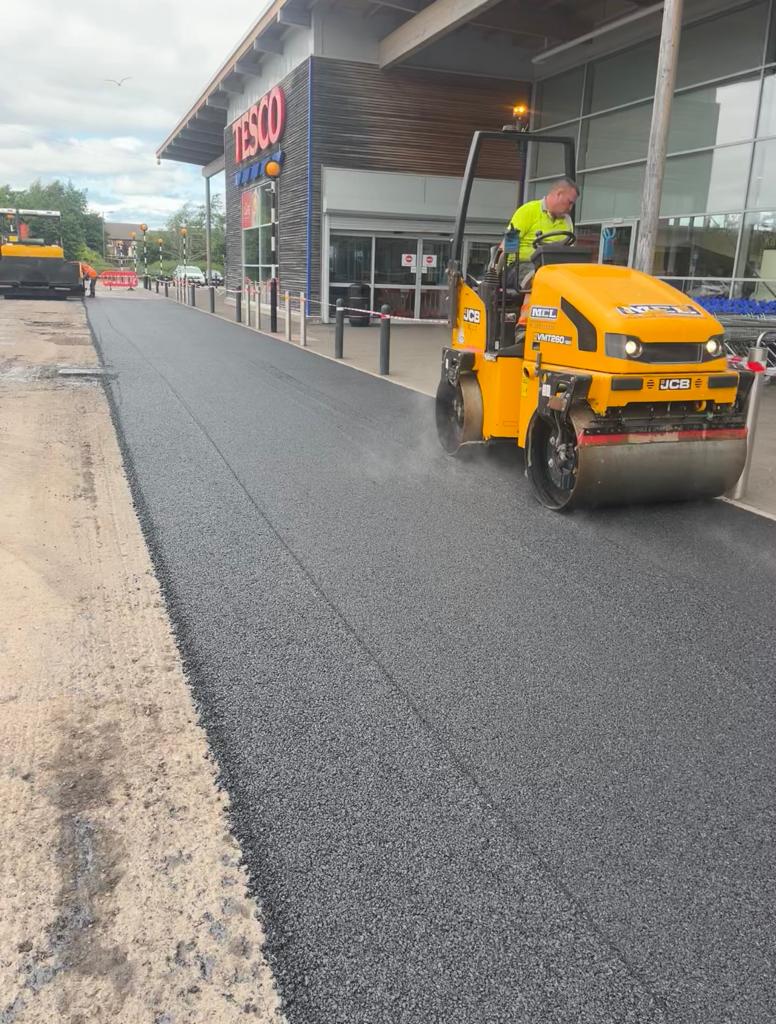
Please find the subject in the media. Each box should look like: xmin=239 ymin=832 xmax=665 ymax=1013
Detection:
xmin=157 ymin=238 xmax=164 ymax=280
xmin=180 ymin=227 xmax=188 ymax=303
xmin=140 ymin=223 xmax=148 ymax=284
xmin=128 ymin=230 xmax=137 ymax=291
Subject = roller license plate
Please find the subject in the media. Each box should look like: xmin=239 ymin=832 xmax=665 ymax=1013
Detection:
xmin=658 ymin=377 xmax=692 ymax=391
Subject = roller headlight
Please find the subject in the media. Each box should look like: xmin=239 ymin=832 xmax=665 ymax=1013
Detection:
xmin=605 ymin=333 xmax=644 ymax=360
xmin=705 ymin=337 xmax=722 ymax=356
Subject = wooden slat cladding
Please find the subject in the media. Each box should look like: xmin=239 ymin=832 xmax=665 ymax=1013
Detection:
xmin=276 ymin=62 xmax=310 ymax=297
xmin=224 ymin=62 xmax=310 ymax=295
xmin=312 ymin=58 xmax=530 ymax=180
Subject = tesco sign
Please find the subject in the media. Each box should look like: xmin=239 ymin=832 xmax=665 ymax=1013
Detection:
xmin=231 ymin=86 xmax=286 ymax=164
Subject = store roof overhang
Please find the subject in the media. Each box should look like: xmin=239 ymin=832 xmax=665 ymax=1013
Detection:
xmin=156 ymin=0 xmax=313 ymax=169
xmin=158 ymin=0 xmax=667 ymax=169
xmin=374 ymin=0 xmax=665 ymax=70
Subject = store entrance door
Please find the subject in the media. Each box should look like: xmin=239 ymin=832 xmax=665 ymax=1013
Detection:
xmin=373 ymin=236 xmax=451 ymax=320
xmin=599 ymin=222 xmax=636 ymax=266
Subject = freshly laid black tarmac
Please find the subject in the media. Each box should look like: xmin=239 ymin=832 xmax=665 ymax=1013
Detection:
xmin=88 ymin=298 xmax=775 ymax=1024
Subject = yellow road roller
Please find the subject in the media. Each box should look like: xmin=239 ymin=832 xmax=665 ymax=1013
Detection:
xmin=436 ymin=128 xmax=752 ymax=510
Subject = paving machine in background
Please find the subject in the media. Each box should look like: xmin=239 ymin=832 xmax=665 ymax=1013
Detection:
xmin=436 ymin=125 xmax=752 ymax=510
xmin=0 ymin=208 xmax=84 ymax=299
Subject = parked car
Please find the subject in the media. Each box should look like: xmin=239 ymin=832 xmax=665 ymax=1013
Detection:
xmin=173 ymin=265 xmax=205 ymax=285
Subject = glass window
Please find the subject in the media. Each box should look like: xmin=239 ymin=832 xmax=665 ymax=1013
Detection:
xmin=329 ymin=235 xmax=371 ymax=283
xmin=668 ymin=76 xmax=758 ymax=152
xmin=589 ymin=38 xmax=659 ymax=113
xmin=757 ymin=69 xmax=776 ymax=137
xmin=243 ymin=183 xmax=272 ymax=274
xmin=534 ymin=67 xmax=585 ymax=128
xmin=420 ymin=239 xmax=450 ymax=286
xmin=581 ymin=103 xmax=652 ymax=169
xmin=374 ymin=237 xmax=417 ymax=285
xmin=676 ymin=3 xmax=768 ymax=90
xmin=243 ymin=228 xmax=260 ymax=265
xmin=578 ymin=163 xmax=646 ymax=221
xmin=660 ymin=144 xmax=751 ymax=216
xmin=736 ymin=211 xmax=776 ymax=297
xmin=530 ymin=132 xmax=578 ymax=179
xmin=653 ymin=213 xmax=740 ymax=278
xmin=748 ymin=139 xmax=776 ymax=208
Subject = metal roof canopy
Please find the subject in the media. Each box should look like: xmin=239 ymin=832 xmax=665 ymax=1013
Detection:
xmin=156 ymin=0 xmax=314 ymax=169
xmin=156 ymin=0 xmax=666 ymax=169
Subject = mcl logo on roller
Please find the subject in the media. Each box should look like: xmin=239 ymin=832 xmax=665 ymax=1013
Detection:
xmin=530 ymin=306 xmax=558 ymax=320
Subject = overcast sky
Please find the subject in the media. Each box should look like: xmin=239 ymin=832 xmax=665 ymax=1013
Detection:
xmin=0 ymin=1 xmax=268 ymax=227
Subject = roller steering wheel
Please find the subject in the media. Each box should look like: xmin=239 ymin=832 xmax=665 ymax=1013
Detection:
xmin=532 ymin=229 xmax=576 ymax=248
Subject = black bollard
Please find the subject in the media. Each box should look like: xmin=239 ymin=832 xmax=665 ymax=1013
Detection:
xmin=190 ymin=283 xmax=196 ymax=307
xmin=270 ymin=278 xmax=278 ymax=333
xmin=155 ymin=279 xmax=159 ymax=294
xmin=235 ymin=289 xmax=242 ymax=323
xmin=334 ymin=298 xmax=345 ymax=358
xmin=209 ymin=286 xmax=215 ymax=313
xmin=379 ymin=305 xmax=391 ymax=375
xmin=164 ymin=282 xmax=169 ymax=298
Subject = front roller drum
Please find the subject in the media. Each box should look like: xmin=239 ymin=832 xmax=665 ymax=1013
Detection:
xmin=527 ymin=413 xmax=748 ymax=511
xmin=435 ymin=374 xmax=483 ymax=454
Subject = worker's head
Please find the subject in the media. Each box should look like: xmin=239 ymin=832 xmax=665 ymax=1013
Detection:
xmin=545 ymin=177 xmax=579 ymax=217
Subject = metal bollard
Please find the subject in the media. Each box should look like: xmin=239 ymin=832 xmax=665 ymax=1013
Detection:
xmin=246 ymin=285 xmax=252 ymax=328
xmin=379 ymin=305 xmax=391 ymax=375
xmin=155 ymin=279 xmax=159 ymax=294
xmin=270 ymin=278 xmax=278 ymax=333
xmin=285 ymin=291 xmax=292 ymax=341
xmin=235 ymin=289 xmax=242 ymax=324
xmin=164 ymin=282 xmax=169 ymax=298
xmin=299 ymin=292 xmax=307 ymax=347
xmin=190 ymin=283 xmax=196 ymax=307
xmin=334 ymin=299 xmax=345 ymax=358
xmin=144 ymin=275 xmax=150 ymax=290
xmin=209 ymin=285 xmax=215 ymax=313
xmin=729 ymin=339 xmax=769 ymax=500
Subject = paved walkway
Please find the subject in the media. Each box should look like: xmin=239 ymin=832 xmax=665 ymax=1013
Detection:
xmin=102 ymin=284 xmax=775 ymax=518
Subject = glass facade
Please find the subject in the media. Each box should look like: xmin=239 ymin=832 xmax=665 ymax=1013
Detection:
xmin=242 ymin=183 xmax=274 ymax=287
xmin=529 ymin=1 xmax=776 ymax=297
xmin=328 ymin=233 xmax=457 ymax=319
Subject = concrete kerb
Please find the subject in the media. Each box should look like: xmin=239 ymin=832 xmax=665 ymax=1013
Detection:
xmin=154 ymin=287 xmax=439 ymax=398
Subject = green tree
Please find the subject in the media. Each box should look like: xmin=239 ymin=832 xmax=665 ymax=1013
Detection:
xmin=0 ymin=178 xmax=100 ymax=259
xmin=164 ymin=195 xmax=225 ymax=269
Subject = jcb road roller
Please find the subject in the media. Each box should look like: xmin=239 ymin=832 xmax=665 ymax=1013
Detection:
xmin=436 ymin=126 xmax=752 ymax=510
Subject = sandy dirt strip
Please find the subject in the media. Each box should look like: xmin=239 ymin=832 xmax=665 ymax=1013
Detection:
xmin=0 ymin=300 xmax=285 ymax=1024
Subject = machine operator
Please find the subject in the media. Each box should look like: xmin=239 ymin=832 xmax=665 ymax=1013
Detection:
xmin=504 ymin=177 xmax=579 ymax=289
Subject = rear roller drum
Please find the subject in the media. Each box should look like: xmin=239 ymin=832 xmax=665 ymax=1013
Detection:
xmin=435 ymin=374 xmax=483 ymax=454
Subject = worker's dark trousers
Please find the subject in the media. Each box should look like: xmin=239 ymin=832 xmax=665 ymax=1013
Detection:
xmin=89 ymin=280 xmax=96 ymax=297
xmin=506 ymin=261 xmax=534 ymax=291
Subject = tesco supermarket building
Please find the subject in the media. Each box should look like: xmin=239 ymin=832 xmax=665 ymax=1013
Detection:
xmin=157 ymin=0 xmax=776 ymax=320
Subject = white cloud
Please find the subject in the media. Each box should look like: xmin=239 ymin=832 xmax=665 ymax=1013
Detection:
xmin=0 ymin=0 xmax=262 ymax=223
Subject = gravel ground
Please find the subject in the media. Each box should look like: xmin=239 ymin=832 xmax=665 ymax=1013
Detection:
xmin=88 ymin=297 xmax=776 ymax=1024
